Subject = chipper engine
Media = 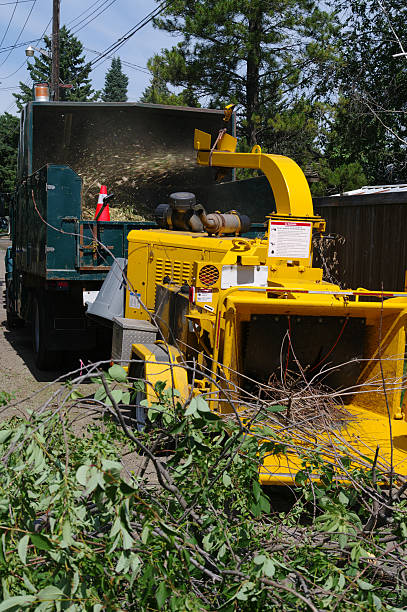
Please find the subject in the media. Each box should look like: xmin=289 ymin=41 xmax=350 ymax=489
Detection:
xmin=115 ymin=127 xmax=407 ymax=485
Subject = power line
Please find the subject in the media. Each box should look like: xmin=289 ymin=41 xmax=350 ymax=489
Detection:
xmin=89 ymin=1 xmax=170 ymax=66
xmin=89 ymin=1 xmax=171 ymax=70
xmin=0 ymin=16 xmax=51 ymax=86
xmin=84 ymin=47 xmax=149 ymax=74
xmin=0 ymin=0 xmax=38 ymax=69
xmin=66 ymin=0 xmax=107 ymax=27
xmin=71 ymin=0 xmax=120 ymax=36
xmin=0 ymin=0 xmax=19 ymax=48
xmin=0 ymin=39 xmax=37 ymax=54
xmin=0 ymin=0 xmax=33 ymax=5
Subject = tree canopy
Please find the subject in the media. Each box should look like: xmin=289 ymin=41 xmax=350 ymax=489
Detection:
xmin=140 ymin=54 xmax=199 ymax=106
xmin=0 ymin=113 xmax=19 ymax=193
xmin=148 ymin=0 xmax=339 ymax=157
xmin=14 ymin=26 xmax=98 ymax=109
xmin=322 ymin=0 xmax=407 ymax=184
xmin=102 ymin=57 xmax=129 ymax=102
xmin=144 ymin=0 xmax=407 ymax=191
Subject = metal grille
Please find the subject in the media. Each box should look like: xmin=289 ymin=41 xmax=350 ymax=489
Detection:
xmin=155 ymin=258 xmax=192 ymax=285
xmin=199 ymin=264 xmax=219 ymax=286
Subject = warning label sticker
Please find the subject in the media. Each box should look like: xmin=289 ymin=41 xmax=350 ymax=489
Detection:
xmin=129 ymin=291 xmax=141 ymax=309
xmin=268 ymin=220 xmax=312 ymax=259
xmin=196 ymin=289 xmax=213 ymax=303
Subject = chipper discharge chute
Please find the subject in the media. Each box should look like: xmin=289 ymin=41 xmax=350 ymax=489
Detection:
xmin=122 ymin=125 xmax=407 ymax=485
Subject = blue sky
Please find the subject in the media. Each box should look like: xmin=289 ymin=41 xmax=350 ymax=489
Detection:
xmin=0 ymin=0 xmax=177 ymax=114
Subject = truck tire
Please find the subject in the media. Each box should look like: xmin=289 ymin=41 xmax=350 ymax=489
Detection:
xmin=32 ymin=295 xmax=55 ymax=370
xmin=6 ymin=310 xmax=24 ymax=330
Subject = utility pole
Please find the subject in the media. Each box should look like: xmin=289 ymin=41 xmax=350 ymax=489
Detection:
xmin=51 ymin=0 xmax=60 ymax=101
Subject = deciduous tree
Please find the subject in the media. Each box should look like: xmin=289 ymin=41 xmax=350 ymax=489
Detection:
xmin=324 ymin=0 xmax=407 ymax=184
xmin=0 ymin=112 xmax=19 ymax=193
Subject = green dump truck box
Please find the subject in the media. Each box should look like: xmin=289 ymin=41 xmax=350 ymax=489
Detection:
xmin=6 ymin=102 xmax=230 ymax=368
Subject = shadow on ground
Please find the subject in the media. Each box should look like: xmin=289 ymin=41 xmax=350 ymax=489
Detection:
xmin=1 ymin=319 xmax=103 ymax=383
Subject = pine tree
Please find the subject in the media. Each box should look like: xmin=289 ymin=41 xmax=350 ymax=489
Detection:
xmin=146 ymin=0 xmax=339 ymax=152
xmin=102 ymin=57 xmax=129 ymax=102
xmin=14 ymin=26 xmax=98 ymax=109
xmin=140 ymin=55 xmax=199 ymax=106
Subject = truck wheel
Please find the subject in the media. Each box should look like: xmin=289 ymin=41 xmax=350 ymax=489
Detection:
xmin=32 ymin=296 xmax=55 ymax=370
xmin=6 ymin=310 xmax=24 ymax=330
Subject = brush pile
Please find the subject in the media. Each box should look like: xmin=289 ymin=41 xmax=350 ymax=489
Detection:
xmin=1 ymin=361 xmax=407 ymax=610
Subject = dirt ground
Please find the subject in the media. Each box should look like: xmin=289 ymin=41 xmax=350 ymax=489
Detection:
xmin=0 ymin=235 xmax=153 ymax=476
xmin=0 ymin=235 xmax=68 ymax=412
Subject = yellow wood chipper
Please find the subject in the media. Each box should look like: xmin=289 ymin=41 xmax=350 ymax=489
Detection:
xmin=112 ymin=124 xmax=407 ymax=485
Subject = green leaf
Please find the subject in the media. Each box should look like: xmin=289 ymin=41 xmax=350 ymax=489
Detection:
xmin=156 ymin=581 xmax=169 ymax=610
xmin=110 ymin=516 xmax=121 ymax=538
xmin=262 ymin=558 xmax=275 ymax=577
xmin=0 ymin=430 xmax=12 ymax=444
xmin=252 ymin=480 xmax=261 ymax=502
xmin=222 ymin=472 xmax=232 ymax=487
xmin=76 ymin=464 xmax=91 ymax=486
xmin=265 ymin=404 xmax=287 ymax=413
xmin=121 ymin=528 xmax=134 ymax=550
xmin=22 ymin=575 xmax=36 ymax=594
xmin=195 ymin=396 xmax=211 ymax=413
xmin=30 ymin=533 xmax=53 ymax=552
xmin=217 ymin=543 xmax=226 ymax=559
xmin=200 ymin=410 xmax=220 ymax=421
xmin=0 ymin=596 xmax=35 ymax=610
xmin=17 ymin=535 xmax=29 ymax=565
xmin=61 ymin=520 xmax=74 ymax=547
xmin=70 ymin=390 xmax=84 ymax=400
xmin=102 ymin=459 xmax=122 ymax=478
xmin=115 ymin=552 xmax=127 ymax=573
xmin=105 ymin=389 xmax=123 ymax=406
xmin=71 ymin=571 xmax=80 ymax=596
xmin=372 ymin=594 xmax=382 ymax=610
xmin=338 ymin=533 xmax=348 ymax=549
xmin=185 ymin=403 xmax=197 ymax=416
xmin=295 ymin=470 xmax=308 ymax=486
xmin=108 ymin=364 xmax=127 ymax=382
xmin=338 ymin=491 xmax=349 ymax=506
xmin=253 ymin=554 xmax=266 ymax=565
xmin=236 ymin=582 xmax=255 ymax=601
xmin=121 ymin=391 xmax=131 ymax=404
xmin=154 ymin=380 xmax=167 ymax=394
xmin=170 ymin=421 xmax=186 ymax=435
xmin=324 ymin=575 xmax=333 ymax=591
xmin=93 ymin=387 xmax=107 ymax=402
xmin=202 ymin=534 xmax=213 ymax=552
xmin=86 ymin=468 xmax=103 ymax=493
xmin=36 ymin=585 xmax=65 ymax=601
xmin=141 ymin=525 xmax=150 ymax=544
xmin=259 ymin=495 xmax=271 ymax=513
xmin=357 ymin=579 xmax=375 ymax=591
